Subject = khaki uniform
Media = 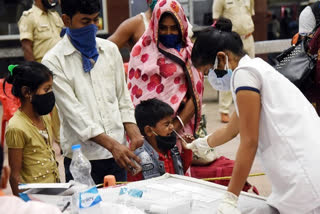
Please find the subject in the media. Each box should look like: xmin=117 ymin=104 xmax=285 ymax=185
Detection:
xmin=212 ymin=0 xmax=255 ymax=114
xmin=18 ymin=5 xmax=64 ymax=62
xmin=6 ymin=110 xmax=60 ymax=183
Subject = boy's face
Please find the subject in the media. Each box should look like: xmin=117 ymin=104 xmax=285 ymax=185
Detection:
xmin=62 ymin=12 xmax=100 ymax=29
xmin=152 ymin=115 xmax=174 ymax=136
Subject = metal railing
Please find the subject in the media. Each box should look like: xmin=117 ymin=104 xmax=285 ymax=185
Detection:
xmin=254 ymin=39 xmax=291 ymax=55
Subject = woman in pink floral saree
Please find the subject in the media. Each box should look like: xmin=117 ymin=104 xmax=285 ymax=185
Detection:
xmin=127 ymin=0 xmax=203 ymax=171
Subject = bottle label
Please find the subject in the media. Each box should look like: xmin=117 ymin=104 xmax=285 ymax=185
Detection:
xmin=119 ymin=187 xmax=143 ymax=198
xmin=79 ymin=186 xmax=102 ymax=209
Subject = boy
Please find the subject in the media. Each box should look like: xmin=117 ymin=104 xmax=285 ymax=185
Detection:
xmin=127 ymin=98 xmax=192 ymax=181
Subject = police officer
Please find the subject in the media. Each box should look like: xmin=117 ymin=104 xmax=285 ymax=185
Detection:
xmin=18 ymin=0 xmax=63 ymax=62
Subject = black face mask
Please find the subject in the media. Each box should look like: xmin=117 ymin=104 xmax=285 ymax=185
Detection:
xmin=154 ymin=131 xmax=177 ymax=152
xmin=41 ymin=0 xmax=58 ymax=9
xmin=31 ymin=91 xmax=55 ymax=115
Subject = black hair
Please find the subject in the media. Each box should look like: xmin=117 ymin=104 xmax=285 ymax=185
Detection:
xmin=135 ymin=98 xmax=174 ymax=136
xmin=0 ymin=146 xmax=3 ymax=177
xmin=3 ymin=61 xmax=53 ymax=101
xmin=191 ymin=17 xmax=246 ymax=68
xmin=61 ymin=0 xmax=100 ymax=18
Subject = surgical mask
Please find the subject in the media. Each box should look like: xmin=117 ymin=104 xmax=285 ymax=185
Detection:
xmin=31 ymin=91 xmax=55 ymax=115
xmin=208 ymin=55 xmax=233 ymax=91
xmin=148 ymin=0 xmax=158 ymax=11
xmin=153 ymin=131 xmax=177 ymax=152
xmin=158 ymin=34 xmax=182 ymax=51
xmin=66 ymin=24 xmax=99 ymax=73
xmin=41 ymin=0 xmax=58 ymax=9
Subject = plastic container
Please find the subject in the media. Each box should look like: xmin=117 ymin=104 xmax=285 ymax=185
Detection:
xmin=70 ymin=144 xmax=102 ymax=214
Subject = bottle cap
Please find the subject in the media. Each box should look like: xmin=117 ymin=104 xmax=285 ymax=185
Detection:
xmin=71 ymin=144 xmax=81 ymax=151
xmin=104 ymin=175 xmax=116 ymax=187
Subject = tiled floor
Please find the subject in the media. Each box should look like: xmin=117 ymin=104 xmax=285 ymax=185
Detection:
xmin=1 ymin=79 xmax=272 ymax=197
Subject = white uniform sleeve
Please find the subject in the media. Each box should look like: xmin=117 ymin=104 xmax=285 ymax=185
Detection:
xmin=299 ymin=6 xmax=316 ymax=35
xmin=233 ymin=67 xmax=262 ymax=94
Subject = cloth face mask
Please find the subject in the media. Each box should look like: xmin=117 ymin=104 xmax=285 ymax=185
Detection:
xmin=153 ymin=131 xmax=177 ymax=152
xmin=31 ymin=91 xmax=55 ymax=115
xmin=42 ymin=0 xmax=58 ymax=9
xmin=64 ymin=24 xmax=99 ymax=73
xmin=158 ymin=34 xmax=182 ymax=51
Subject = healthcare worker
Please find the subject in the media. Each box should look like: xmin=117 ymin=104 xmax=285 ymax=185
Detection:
xmin=189 ymin=18 xmax=320 ymax=214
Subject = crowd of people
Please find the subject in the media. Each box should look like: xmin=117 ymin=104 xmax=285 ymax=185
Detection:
xmin=0 ymin=0 xmax=320 ymax=213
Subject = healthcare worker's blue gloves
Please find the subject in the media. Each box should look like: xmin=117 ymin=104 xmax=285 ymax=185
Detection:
xmin=217 ymin=191 xmax=241 ymax=214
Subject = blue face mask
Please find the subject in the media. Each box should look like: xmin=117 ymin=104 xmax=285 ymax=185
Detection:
xmin=208 ymin=55 xmax=233 ymax=91
xmin=148 ymin=0 xmax=158 ymax=11
xmin=158 ymin=34 xmax=182 ymax=51
xmin=65 ymin=24 xmax=99 ymax=73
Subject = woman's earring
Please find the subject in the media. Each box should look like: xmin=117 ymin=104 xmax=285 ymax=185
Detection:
xmin=29 ymin=95 xmax=32 ymax=102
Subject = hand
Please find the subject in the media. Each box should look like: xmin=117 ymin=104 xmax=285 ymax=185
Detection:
xmin=180 ymin=134 xmax=195 ymax=150
xmin=183 ymin=134 xmax=195 ymax=143
xmin=217 ymin=191 xmax=241 ymax=214
xmin=186 ymin=135 xmax=211 ymax=152
xmin=91 ymin=133 xmax=142 ymax=172
xmin=187 ymin=135 xmax=219 ymax=162
xmin=110 ymin=143 xmax=141 ymax=172
xmin=124 ymin=123 xmax=144 ymax=151
xmin=130 ymin=135 xmax=144 ymax=151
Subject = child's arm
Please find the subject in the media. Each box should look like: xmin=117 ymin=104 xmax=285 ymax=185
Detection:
xmin=5 ymin=128 xmax=26 ymax=196
xmin=8 ymin=148 xmax=23 ymax=196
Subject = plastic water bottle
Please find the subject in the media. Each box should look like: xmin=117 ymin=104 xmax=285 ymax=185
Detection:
xmin=70 ymin=144 xmax=102 ymax=214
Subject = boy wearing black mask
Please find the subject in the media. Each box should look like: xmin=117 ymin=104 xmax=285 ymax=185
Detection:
xmin=128 ymin=98 xmax=192 ymax=181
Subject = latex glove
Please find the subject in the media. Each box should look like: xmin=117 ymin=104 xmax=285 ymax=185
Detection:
xmin=186 ymin=135 xmax=211 ymax=151
xmin=186 ymin=135 xmax=219 ymax=163
xmin=217 ymin=191 xmax=241 ymax=214
xmin=186 ymin=135 xmax=218 ymax=157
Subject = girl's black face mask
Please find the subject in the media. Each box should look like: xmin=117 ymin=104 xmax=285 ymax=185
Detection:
xmin=153 ymin=131 xmax=177 ymax=152
xmin=31 ymin=91 xmax=55 ymax=115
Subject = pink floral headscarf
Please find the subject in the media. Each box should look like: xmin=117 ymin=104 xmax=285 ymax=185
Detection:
xmin=128 ymin=0 xmax=203 ymax=136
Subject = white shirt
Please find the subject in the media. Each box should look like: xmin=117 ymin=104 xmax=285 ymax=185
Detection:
xmin=299 ymin=6 xmax=316 ymax=34
xmin=231 ymin=55 xmax=320 ymax=213
xmin=42 ymin=36 xmax=136 ymax=160
xmin=0 ymin=195 xmax=62 ymax=214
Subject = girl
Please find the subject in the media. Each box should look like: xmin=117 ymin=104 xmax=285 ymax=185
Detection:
xmin=189 ymin=18 xmax=320 ymax=213
xmin=4 ymin=62 xmax=60 ymax=196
